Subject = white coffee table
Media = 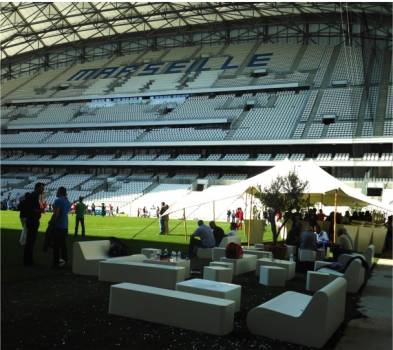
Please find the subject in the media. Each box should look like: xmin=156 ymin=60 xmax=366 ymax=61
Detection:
xmin=143 ymin=258 xmax=190 ymax=278
xmin=176 ymin=278 xmax=241 ymax=312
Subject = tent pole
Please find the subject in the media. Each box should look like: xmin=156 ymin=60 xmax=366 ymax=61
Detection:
xmin=333 ymin=190 xmax=337 ymax=243
xmin=213 ymin=200 xmax=216 ymax=222
xmin=183 ymin=208 xmax=188 ymax=243
xmin=248 ymin=193 xmax=252 ymax=248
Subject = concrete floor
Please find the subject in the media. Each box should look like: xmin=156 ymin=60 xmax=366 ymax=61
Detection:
xmin=335 ymin=258 xmax=393 ymax=350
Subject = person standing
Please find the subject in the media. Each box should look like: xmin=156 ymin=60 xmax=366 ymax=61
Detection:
xmin=51 ymin=187 xmax=71 ymax=268
xmin=74 ymin=196 xmax=86 ymax=239
xmin=159 ymin=202 xmax=167 ymax=235
xmin=91 ymin=202 xmax=96 ymax=215
xmin=101 ymin=203 xmax=106 ymax=217
xmin=23 ymin=182 xmax=45 ymax=266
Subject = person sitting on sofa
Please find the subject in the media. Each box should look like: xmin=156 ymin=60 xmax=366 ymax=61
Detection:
xmin=209 ymin=221 xmax=225 ymax=246
xmin=332 ymin=227 xmax=354 ymax=260
xmin=188 ymin=220 xmax=216 ymax=257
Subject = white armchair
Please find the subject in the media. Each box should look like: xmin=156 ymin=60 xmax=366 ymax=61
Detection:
xmin=247 ymin=277 xmax=347 ymax=348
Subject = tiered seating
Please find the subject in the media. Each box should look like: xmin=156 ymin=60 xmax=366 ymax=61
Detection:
xmin=306 ymin=124 xmax=324 ymax=138
xmin=386 ymin=86 xmax=392 ymax=118
xmin=24 ymin=178 xmax=53 ymax=189
xmin=1 ymin=132 xmax=52 ymax=144
xmin=83 ymin=77 xmax=116 ymax=95
xmin=75 ymin=155 xmax=90 ymax=161
xmin=326 ymin=122 xmax=357 ymax=138
xmin=53 ymin=154 xmax=76 ymax=161
xmin=84 ymin=181 xmax=153 ymax=210
xmin=383 ymin=120 xmax=393 ymax=136
xmin=0 ymin=188 xmax=30 ymax=201
xmin=363 ymin=153 xmax=379 ymax=161
xmin=175 ymin=154 xmax=201 ymax=161
xmin=206 ymin=154 xmax=221 ymax=161
xmin=300 ymin=90 xmax=318 ymax=121
xmin=1 ymin=75 xmax=33 ymax=98
xmin=253 ymin=72 xmax=309 ymax=85
xmin=45 ymin=129 xmax=143 ymax=144
xmin=17 ymin=154 xmax=41 ymax=161
xmin=46 ymin=190 xmax=92 ymax=204
xmin=74 ymin=101 xmax=160 ymax=123
xmin=220 ymin=42 xmax=256 ymax=73
xmin=316 ymin=87 xmax=363 ymax=120
xmin=316 ymin=153 xmax=332 ymax=161
xmin=313 ymin=46 xmax=334 ymax=87
xmin=186 ymin=70 xmax=222 ymax=89
xmin=298 ymin=44 xmax=326 ymax=71
xmin=204 ymin=173 xmax=220 ymax=181
xmin=161 ymin=46 xmax=199 ymax=61
xmin=251 ymin=43 xmax=300 ymax=73
xmin=292 ymin=124 xmax=305 ymax=138
xmin=171 ymin=173 xmax=199 ymax=181
xmin=364 ymin=86 xmax=379 ymax=120
xmin=140 ymin=127 xmax=227 ymax=141
xmin=114 ymin=75 xmax=154 ymax=94
xmin=256 ymin=153 xmax=271 ymax=161
xmin=131 ymin=154 xmax=157 ymax=161
xmin=289 ymin=153 xmax=305 ymax=161
xmin=222 ymin=154 xmax=249 ymax=161
xmin=147 ymin=73 xmax=183 ymax=91
xmin=165 ymin=95 xmax=239 ymax=120
xmin=46 ymin=174 xmax=92 ymax=190
xmin=117 ymin=153 xmax=134 ymax=161
xmin=231 ymin=91 xmax=307 ymax=140
xmin=220 ymin=174 xmax=248 ymax=181
xmin=127 ymin=173 xmax=154 ymax=180
xmin=331 ymin=46 xmax=364 ymax=85
xmin=381 ymin=153 xmax=393 ymax=161
xmin=0 ymin=178 xmax=25 ymax=187
xmin=214 ymin=76 xmax=253 ymax=88
xmin=155 ymin=154 xmax=171 ymax=161
xmin=91 ymin=154 xmax=114 ymax=161
xmin=333 ymin=153 xmax=350 ymax=161
xmin=80 ymin=179 xmax=105 ymax=191
xmin=274 ymin=153 xmax=289 ymax=161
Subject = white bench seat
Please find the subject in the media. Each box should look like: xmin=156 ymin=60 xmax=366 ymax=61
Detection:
xmin=99 ymin=260 xmax=185 ymax=289
xmin=109 ymin=282 xmax=235 ymax=335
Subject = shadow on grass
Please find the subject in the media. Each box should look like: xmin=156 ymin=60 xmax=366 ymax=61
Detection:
xmin=1 ymin=228 xmax=190 ymax=284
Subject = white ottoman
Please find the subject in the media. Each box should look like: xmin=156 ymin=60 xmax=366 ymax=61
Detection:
xmin=176 ymin=278 xmax=241 ymax=312
xmin=141 ymin=248 xmax=161 ymax=259
xmin=209 ymin=261 xmax=234 ymax=270
xmin=256 ymin=258 xmax=296 ymax=280
xmin=220 ymin=254 xmax=257 ymax=275
xmin=204 ymin=266 xmax=233 ymax=283
xmin=259 ymin=266 xmax=286 ymax=287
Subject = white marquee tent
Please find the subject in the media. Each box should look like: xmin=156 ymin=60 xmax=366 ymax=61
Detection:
xmin=164 ymin=160 xmax=392 ymax=220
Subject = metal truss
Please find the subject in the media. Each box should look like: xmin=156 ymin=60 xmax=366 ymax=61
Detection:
xmin=0 ymin=2 xmax=391 ymax=79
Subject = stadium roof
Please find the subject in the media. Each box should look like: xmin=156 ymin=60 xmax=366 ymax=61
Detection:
xmin=0 ymin=2 xmax=391 ymax=60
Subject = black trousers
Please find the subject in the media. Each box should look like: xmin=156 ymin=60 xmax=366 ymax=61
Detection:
xmin=24 ymin=219 xmax=39 ymax=266
xmin=188 ymin=236 xmax=204 ymax=257
xmin=74 ymin=217 xmax=85 ymax=237
xmin=53 ymin=228 xmax=68 ymax=267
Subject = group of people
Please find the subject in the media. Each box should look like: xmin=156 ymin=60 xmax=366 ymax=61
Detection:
xmin=226 ymin=207 xmax=244 ymax=229
xmin=19 ymin=183 xmax=89 ymax=269
xmin=188 ymin=220 xmax=238 ymax=257
xmin=87 ymin=202 xmax=118 ymax=216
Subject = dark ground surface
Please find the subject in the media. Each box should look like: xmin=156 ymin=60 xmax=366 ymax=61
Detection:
xmin=2 ymin=229 xmax=370 ymax=350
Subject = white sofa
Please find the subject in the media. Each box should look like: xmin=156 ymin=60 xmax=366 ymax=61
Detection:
xmin=311 ymin=255 xmax=366 ymax=293
xmin=109 ymin=282 xmax=235 ymax=335
xmin=339 ymin=245 xmax=375 ymax=269
xmin=197 ymin=235 xmax=241 ymax=259
xmin=99 ymin=258 xmax=186 ymax=289
xmin=72 ymin=240 xmax=110 ymax=276
xmin=247 ymin=277 xmax=347 ymax=348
